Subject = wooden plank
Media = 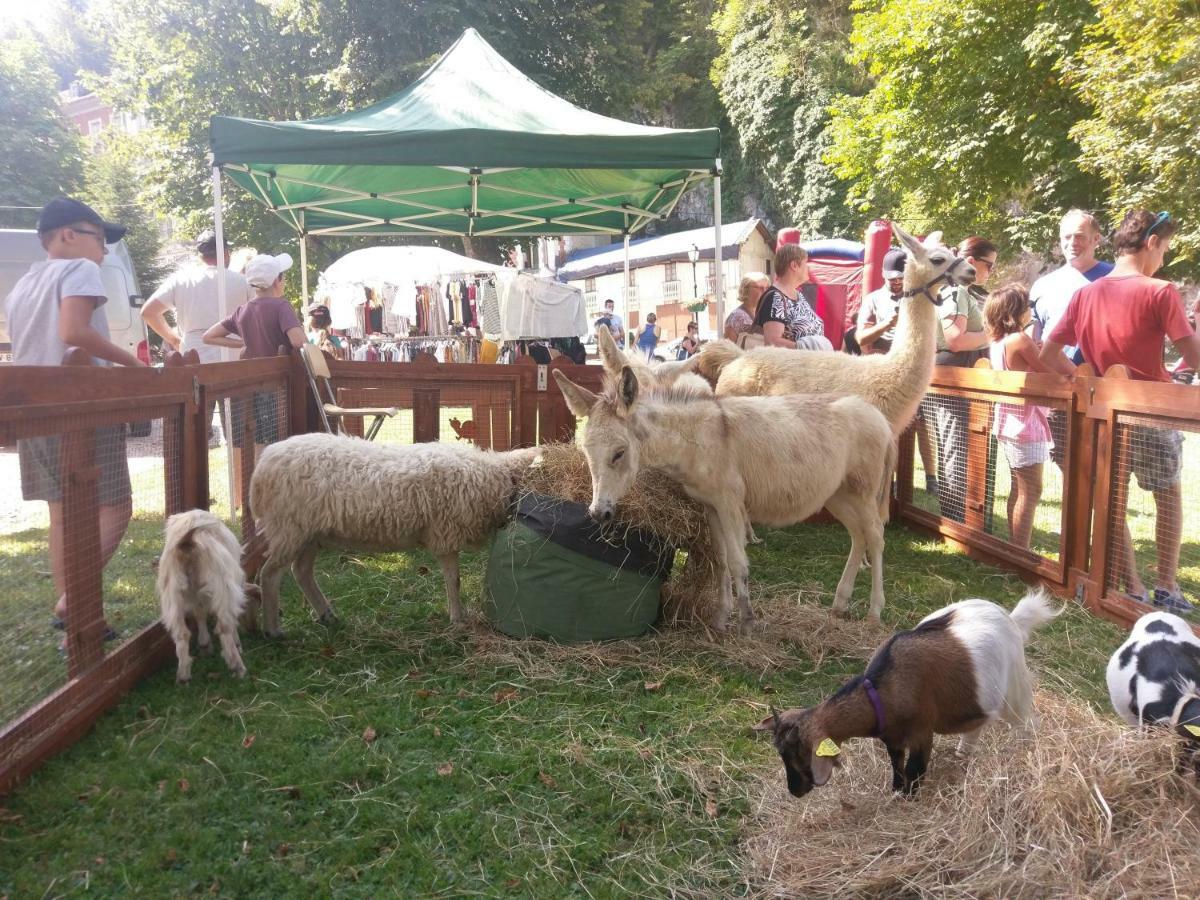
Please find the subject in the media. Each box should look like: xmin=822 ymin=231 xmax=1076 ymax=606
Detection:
xmin=61 ymin=428 xmax=106 ymax=677
xmin=963 ymin=397 xmax=991 ymax=532
xmin=0 ymin=623 xmax=173 ymax=795
xmin=0 ymin=366 xmax=194 ymax=408
xmin=1065 ymin=384 xmax=1097 ymax=583
xmin=413 ymin=387 xmax=441 ymax=443
xmin=929 ymin=365 xmax=1075 ymax=398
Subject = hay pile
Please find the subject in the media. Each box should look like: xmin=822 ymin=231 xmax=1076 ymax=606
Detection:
xmin=746 ymin=690 xmax=1200 ymax=897
xmin=520 ymin=443 xmax=721 ymax=625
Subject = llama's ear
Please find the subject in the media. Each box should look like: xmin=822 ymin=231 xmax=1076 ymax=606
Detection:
xmin=618 ymin=365 xmax=639 ymax=411
xmin=597 ymin=326 xmax=623 ymax=376
xmin=553 ymin=370 xmax=598 ymax=418
xmin=891 ymin=223 xmax=923 ymax=256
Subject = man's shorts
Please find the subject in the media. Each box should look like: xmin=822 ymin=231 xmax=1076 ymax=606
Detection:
xmin=19 ymin=426 xmax=132 ymax=506
xmin=229 ymin=392 xmax=280 ymax=448
xmin=1130 ymin=425 xmax=1184 ymax=492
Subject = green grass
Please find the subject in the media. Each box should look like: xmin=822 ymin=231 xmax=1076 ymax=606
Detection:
xmin=0 ymin=521 xmax=1125 ymax=897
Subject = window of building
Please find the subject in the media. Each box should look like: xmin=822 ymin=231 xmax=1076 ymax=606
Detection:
xmin=585 ymin=276 xmax=596 ymax=293
xmin=87 ymin=118 xmax=104 ymax=136
xmin=663 ymin=261 xmax=677 ymax=281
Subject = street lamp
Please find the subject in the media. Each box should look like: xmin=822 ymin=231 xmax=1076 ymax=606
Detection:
xmin=687 ymin=243 xmax=700 ymax=323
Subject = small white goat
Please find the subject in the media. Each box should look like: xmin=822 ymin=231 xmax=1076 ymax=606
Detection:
xmin=1107 ymin=611 xmax=1200 ymax=774
xmin=761 ymin=589 xmax=1060 ymax=795
xmin=250 ymin=433 xmax=540 ymax=637
xmin=157 ymin=509 xmax=249 ymax=683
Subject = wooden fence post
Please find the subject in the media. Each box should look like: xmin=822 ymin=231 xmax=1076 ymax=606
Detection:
xmin=964 ymin=399 xmax=992 ymax=532
xmin=413 ymin=387 xmax=441 ymax=443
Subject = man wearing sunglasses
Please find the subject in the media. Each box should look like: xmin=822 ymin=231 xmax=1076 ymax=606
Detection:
xmin=1041 ymin=209 xmax=1200 ymax=614
xmin=3 ymin=197 xmax=147 ymax=652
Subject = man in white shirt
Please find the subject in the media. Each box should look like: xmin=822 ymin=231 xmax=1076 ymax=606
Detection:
xmin=141 ymin=230 xmax=254 ymax=362
xmin=603 ymin=298 xmax=625 ymax=348
xmin=1029 ymin=208 xmax=1113 ymax=467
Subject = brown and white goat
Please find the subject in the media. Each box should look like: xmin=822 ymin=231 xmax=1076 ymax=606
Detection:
xmin=761 ymin=590 xmax=1060 ymax=795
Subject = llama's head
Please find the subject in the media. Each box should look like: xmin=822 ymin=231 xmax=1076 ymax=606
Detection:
xmin=892 ymin=224 xmax=976 ymax=302
xmin=553 ymin=366 xmax=643 ymax=523
xmin=755 ymin=706 xmax=842 ymax=798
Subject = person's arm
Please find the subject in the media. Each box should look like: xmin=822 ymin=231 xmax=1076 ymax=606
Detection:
xmin=59 ymin=296 xmax=145 ymax=366
xmin=140 ymin=297 xmax=182 ymax=350
xmin=285 ymin=326 xmax=306 ymax=350
xmin=1172 ymin=333 xmax=1200 ymax=372
xmin=762 ymin=320 xmax=796 ymax=349
xmin=1037 ymin=338 xmax=1078 ymax=377
xmin=203 ymin=321 xmax=244 ymax=349
xmin=723 ymin=322 xmax=739 ymax=342
xmin=1010 ymin=333 xmax=1057 ymax=375
xmin=942 ymin=315 xmax=989 ymax=351
xmin=858 ymin=311 xmax=897 ymax=350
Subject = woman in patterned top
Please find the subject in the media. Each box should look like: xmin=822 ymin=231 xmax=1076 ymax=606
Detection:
xmin=724 ymin=271 xmax=769 ymax=342
xmin=753 ymin=243 xmax=829 ymax=349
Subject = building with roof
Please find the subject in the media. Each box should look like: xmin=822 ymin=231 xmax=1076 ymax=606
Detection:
xmin=558 ymin=219 xmax=774 ymax=340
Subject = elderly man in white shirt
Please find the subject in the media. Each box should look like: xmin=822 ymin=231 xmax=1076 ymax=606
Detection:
xmin=141 ymin=230 xmax=254 ymax=362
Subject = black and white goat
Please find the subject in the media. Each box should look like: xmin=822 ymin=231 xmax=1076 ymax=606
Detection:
xmin=761 ymin=590 xmax=1060 ymax=796
xmin=1107 ymin=611 xmax=1200 ymax=774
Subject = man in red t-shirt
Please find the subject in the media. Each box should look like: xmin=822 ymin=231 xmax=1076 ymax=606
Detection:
xmin=1041 ymin=209 xmax=1200 ymax=612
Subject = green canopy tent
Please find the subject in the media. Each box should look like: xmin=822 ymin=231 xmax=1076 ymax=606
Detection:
xmin=208 ymin=27 xmax=724 ymax=327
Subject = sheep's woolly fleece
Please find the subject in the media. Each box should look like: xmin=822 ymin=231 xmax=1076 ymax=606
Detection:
xmin=746 ymin=690 xmax=1200 ymax=898
xmin=520 ymin=443 xmax=721 ymax=625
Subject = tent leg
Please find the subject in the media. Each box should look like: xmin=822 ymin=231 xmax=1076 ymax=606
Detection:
xmin=623 ymin=233 xmax=631 ymax=348
xmin=713 ymin=163 xmax=723 ymax=334
xmin=300 ymin=229 xmax=309 ymax=306
xmin=212 ymin=165 xmax=228 ymax=320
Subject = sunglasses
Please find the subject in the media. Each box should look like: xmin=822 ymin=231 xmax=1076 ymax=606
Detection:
xmin=72 ymin=226 xmax=107 ymax=244
xmin=1144 ymin=211 xmax=1171 ymax=243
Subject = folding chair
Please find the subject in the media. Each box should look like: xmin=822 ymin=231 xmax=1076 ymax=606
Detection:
xmin=299 ymin=343 xmax=398 ymax=441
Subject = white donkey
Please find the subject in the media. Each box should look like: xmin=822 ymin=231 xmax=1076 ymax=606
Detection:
xmin=555 ymin=366 xmax=896 ymax=630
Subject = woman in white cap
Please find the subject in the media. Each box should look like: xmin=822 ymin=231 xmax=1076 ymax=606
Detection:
xmin=203 ymin=253 xmax=305 ymax=459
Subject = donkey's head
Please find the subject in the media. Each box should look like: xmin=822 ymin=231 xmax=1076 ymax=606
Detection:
xmin=553 ymin=366 xmax=643 ymax=523
xmin=892 ymin=224 xmax=976 ymax=302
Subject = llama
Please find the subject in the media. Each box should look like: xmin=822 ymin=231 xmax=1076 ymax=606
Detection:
xmin=761 ymin=590 xmax=1060 ymax=796
xmin=555 ymin=366 xmax=896 ymax=630
xmin=250 ymin=433 xmax=540 ymax=637
xmin=157 ymin=509 xmax=250 ymax=683
xmin=692 ymin=225 xmax=975 ymax=434
xmin=594 ymin=325 xmax=713 ymax=400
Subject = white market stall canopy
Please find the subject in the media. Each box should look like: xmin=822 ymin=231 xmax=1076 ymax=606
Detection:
xmin=320 ymin=245 xmax=508 ymax=287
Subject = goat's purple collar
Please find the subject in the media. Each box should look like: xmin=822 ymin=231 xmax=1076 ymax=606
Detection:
xmin=863 ymin=678 xmax=886 ymax=736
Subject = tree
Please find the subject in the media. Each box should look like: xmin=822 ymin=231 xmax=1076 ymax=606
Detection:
xmin=1068 ymin=0 xmax=1200 ymax=269
xmin=80 ymin=133 xmax=169 ymax=293
xmin=825 ymin=0 xmax=1105 ymax=252
xmin=711 ymin=0 xmax=864 ymax=238
xmin=0 ymin=37 xmax=84 ymax=223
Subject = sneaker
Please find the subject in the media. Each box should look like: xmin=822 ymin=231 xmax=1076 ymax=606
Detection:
xmin=1153 ymin=588 xmax=1195 ymax=614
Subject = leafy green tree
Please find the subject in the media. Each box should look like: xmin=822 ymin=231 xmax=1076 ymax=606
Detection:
xmin=712 ymin=0 xmax=863 ymax=238
xmin=826 ymin=0 xmax=1105 ymax=251
xmin=1068 ymin=0 xmax=1200 ymax=268
xmin=0 ymin=37 xmax=84 ymax=223
xmin=80 ymin=133 xmax=169 ymax=293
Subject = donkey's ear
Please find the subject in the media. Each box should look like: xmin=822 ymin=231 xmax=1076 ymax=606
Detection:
xmin=891 ymin=223 xmax=923 ymax=256
xmin=553 ymin=370 xmax=598 ymax=418
xmin=597 ymin=326 xmax=623 ymax=376
xmin=922 ymin=230 xmax=944 ymax=249
xmin=618 ymin=365 xmax=639 ymax=411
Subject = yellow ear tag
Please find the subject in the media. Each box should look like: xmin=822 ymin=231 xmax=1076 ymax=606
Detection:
xmin=1184 ymin=724 xmax=1200 ymax=738
xmin=815 ymin=738 xmax=841 ymax=757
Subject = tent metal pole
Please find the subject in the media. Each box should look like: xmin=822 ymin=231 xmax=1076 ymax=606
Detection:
xmin=212 ymin=164 xmax=229 ymax=323
xmin=623 ymin=227 xmax=631 ymax=347
xmin=713 ymin=162 xmax=724 ymax=334
xmin=299 ymin=212 xmax=309 ymax=306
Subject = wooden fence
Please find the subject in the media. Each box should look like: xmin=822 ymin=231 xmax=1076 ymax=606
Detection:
xmin=0 ymin=352 xmax=1194 ymax=792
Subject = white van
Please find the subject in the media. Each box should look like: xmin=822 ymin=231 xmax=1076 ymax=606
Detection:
xmin=0 ymin=228 xmax=149 ymax=364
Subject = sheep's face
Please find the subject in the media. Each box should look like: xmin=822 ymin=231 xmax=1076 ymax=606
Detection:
xmin=555 ymin=366 xmax=642 ymax=524
xmin=767 ymin=708 xmax=837 ymax=798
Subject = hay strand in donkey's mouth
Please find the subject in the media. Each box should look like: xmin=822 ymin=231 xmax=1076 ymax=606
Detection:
xmin=519 ymin=443 xmax=722 ymax=625
xmin=746 ymin=689 xmax=1200 ymax=898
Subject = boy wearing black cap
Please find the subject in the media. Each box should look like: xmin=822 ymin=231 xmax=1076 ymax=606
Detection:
xmin=1 ymin=197 xmax=145 ymax=648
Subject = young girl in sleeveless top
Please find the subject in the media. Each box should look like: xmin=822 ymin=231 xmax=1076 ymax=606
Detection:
xmin=983 ymin=284 xmax=1056 ymax=549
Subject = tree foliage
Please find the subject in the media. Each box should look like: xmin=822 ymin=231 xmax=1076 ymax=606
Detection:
xmin=1068 ymin=0 xmax=1200 ymax=268
xmin=712 ymin=0 xmax=863 ymax=237
xmin=0 ymin=37 xmax=84 ymax=220
xmin=825 ymin=0 xmax=1105 ymax=250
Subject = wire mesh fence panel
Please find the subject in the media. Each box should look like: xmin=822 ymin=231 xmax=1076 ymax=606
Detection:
xmin=327 ymin=382 xmax=518 ymax=449
xmin=214 ymin=382 xmax=292 ymax=542
xmin=912 ymin=391 xmax=1066 ymax=562
xmin=1105 ymin=415 xmax=1200 ymax=612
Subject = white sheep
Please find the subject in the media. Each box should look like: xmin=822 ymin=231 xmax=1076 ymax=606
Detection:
xmin=1107 ymin=611 xmax=1200 ymax=773
xmin=761 ymin=589 xmax=1061 ymax=795
xmin=250 ymin=433 xmax=540 ymax=637
xmin=157 ymin=509 xmax=250 ymax=683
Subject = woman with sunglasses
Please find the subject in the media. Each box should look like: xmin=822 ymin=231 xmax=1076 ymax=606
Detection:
xmin=1041 ymin=209 xmax=1200 ymax=613
xmin=926 ymin=235 xmax=997 ymax=522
